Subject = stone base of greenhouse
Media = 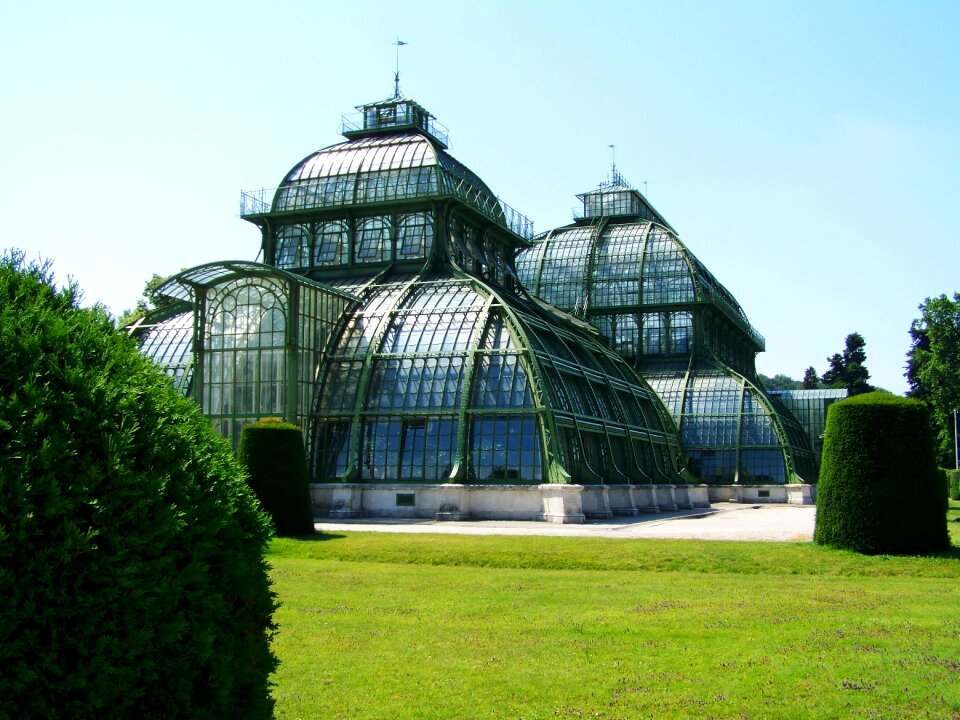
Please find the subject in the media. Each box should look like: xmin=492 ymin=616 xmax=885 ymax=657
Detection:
xmin=309 ymin=482 xmax=816 ymax=523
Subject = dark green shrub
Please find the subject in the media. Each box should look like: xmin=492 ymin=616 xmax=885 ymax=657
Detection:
xmin=814 ymin=391 xmax=949 ymax=554
xmin=238 ymin=418 xmax=315 ymax=536
xmin=948 ymin=469 xmax=960 ymax=501
xmin=0 ymin=252 xmax=277 ymax=719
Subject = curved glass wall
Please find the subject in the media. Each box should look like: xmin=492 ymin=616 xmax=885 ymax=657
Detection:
xmin=223 ymin=97 xmax=686 ymax=488
xmin=645 ymin=363 xmax=818 ymax=484
xmin=311 ymin=274 xmax=682 ymax=485
xmin=133 ymin=310 xmax=194 ymax=395
xmin=516 ymin=219 xmax=764 ymax=357
xmin=517 ymin=186 xmax=814 ymax=484
xmin=245 ymin=130 xmax=532 ymax=239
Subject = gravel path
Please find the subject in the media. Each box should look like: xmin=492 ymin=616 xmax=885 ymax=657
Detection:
xmin=314 ymin=502 xmax=816 ymax=542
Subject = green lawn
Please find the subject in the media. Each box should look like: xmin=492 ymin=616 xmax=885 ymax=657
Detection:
xmin=267 ymin=516 xmax=960 ymax=720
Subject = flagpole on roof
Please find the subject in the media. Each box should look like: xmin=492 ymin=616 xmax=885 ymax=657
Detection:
xmin=394 ymin=39 xmax=408 ymax=99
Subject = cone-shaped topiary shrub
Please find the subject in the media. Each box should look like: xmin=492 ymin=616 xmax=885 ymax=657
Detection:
xmin=814 ymin=391 xmax=949 ymax=554
xmin=0 ymin=251 xmax=277 ymax=719
xmin=238 ymin=418 xmax=315 ymax=536
xmin=947 ymin=469 xmax=960 ymax=501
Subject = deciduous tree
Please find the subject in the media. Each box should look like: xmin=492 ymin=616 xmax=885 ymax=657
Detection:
xmin=906 ymin=293 xmax=960 ymax=467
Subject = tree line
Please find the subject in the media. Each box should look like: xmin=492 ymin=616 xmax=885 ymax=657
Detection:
xmin=760 ymin=293 xmax=960 ymax=468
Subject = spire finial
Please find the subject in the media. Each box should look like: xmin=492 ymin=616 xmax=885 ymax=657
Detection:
xmin=607 ymin=144 xmax=628 ymax=186
xmin=394 ymin=39 xmax=408 ymax=99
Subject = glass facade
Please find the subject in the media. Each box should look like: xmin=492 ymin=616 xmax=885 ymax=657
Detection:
xmin=147 ymin=262 xmax=357 ymax=446
xmin=769 ymin=389 xmax=849 ymax=466
xmin=310 ymin=274 xmax=681 ymax=485
xmin=517 ymin=183 xmax=816 ymax=484
xmin=135 ymin=97 xmax=686 ymax=488
xmin=130 ymin=309 xmax=194 ymax=394
xmin=133 ymin=94 xmax=816 ymax=491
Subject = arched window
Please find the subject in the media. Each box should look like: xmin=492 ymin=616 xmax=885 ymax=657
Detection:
xmin=670 ymin=311 xmax=693 ymax=354
xmin=396 ymin=212 xmax=432 ymax=260
xmin=315 ymin=220 xmax=348 ymax=266
xmin=204 ymin=278 xmax=287 ymax=443
xmin=275 ymin=225 xmax=310 ymax=268
xmin=642 ymin=312 xmax=664 ymax=354
xmin=355 ymin=217 xmax=390 ymax=263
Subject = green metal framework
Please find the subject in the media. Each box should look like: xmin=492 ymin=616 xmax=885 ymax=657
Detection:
xmin=126 ymin=305 xmax=195 ymax=395
xmin=769 ymin=388 xmax=849 ymax=467
xmin=153 ymin=261 xmax=357 ymax=446
xmin=310 ymin=272 xmax=681 ymax=485
xmin=133 ymin=96 xmax=696 ymax=486
xmin=233 ymin=96 xmax=685 ymax=485
xmin=516 ymin=182 xmax=817 ymax=484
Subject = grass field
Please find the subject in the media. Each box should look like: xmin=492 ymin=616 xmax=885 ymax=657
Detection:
xmin=267 ymin=506 xmax=960 ymax=719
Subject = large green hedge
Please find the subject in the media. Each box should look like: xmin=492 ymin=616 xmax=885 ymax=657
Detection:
xmin=238 ymin=418 xmax=315 ymax=537
xmin=948 ymin=469 xmax=960 ymax=501
xmin=0 ymin=252 xmax=277 ymax=718
xmin=814 ymin=391 xmax=949 ymax=554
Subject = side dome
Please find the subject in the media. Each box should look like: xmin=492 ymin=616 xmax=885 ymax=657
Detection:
xmin=645 ymin=360 xmax=817 ymax=484
xmin=516 ymin=219 xmax=763 ymax=368
xmin=516 ymin=182 xmax=816 ymax=484
xmin=310 ymin=273 xmax=684 ymax=486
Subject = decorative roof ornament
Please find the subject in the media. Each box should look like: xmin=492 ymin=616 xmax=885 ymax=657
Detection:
xmin=393 ymin=39 xmax=408 ymax=99
xmin=600 ymin=143 xmax=630 ymax=190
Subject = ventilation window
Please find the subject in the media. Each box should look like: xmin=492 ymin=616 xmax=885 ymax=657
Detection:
xmin=396 ymin=493 xmax=416 ymax=507
xmin=758 ymin=489 xmax=770 ymax=498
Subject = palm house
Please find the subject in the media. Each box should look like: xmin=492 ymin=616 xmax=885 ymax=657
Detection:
xmin=131 ymin=93 xmax=707 ymax=522
xmin=515 ymin=177 xmax=817 ymax=492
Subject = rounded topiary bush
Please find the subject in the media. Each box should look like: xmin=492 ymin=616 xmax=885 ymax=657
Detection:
xmin=238 ymin=418 xmax=314 ymax=536
xmin=814 ymin=391 xmax=949 ymax=554
xmin=0 ymin=252 xmax=277 ymax=719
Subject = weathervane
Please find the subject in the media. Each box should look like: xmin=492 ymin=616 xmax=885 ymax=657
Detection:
xmin=394 ymin=39 xmax=407 ymax=99
xmin=607 ymin=144 xmax=627 ymax=187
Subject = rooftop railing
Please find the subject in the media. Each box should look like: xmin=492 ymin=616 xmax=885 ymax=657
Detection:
xmin=341 ymin=107 xmax=450 ymax=147
xmin=240 ymin=181 xmax=534 ymax=241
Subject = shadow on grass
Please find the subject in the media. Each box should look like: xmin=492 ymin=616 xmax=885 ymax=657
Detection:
xmin=285 ymin=532 xmax=348 ymax=542
xmin=930 ymin=546 xmax=960 ymax=560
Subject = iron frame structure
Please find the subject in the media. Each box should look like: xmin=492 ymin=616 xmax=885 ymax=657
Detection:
xmin=517 ymin=184 xmax=817 ymax=484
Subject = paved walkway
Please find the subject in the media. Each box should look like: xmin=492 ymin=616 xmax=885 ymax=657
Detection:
xmin=315 ymin=502 xmax=816 ymax=542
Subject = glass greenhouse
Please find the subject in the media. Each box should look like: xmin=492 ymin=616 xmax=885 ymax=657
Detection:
xmin=516 ymin=179 xmax=818 ymax=484
xmin=129 ymin=91 xmax=821 ymax=518
xmin=769 ymin=388 xmax=849 ymax=466
xmin=136 ymin=96 xmax=688 ymax=497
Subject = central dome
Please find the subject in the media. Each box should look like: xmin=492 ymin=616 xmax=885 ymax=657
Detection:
xmin=273 ymin=133 xmax=503 ymax=220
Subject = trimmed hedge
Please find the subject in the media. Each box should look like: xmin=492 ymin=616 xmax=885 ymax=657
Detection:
xmin=948 ymin=469 xmax=960 ymax=501
xmin=814 ymin=391 xmax=949 ymax=554
xmin=0 ymin=252 xmax=277 ymax=718
xmin=238 ymin=418 xmax=315 ymax=536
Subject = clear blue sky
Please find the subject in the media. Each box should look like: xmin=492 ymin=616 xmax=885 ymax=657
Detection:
xmin=2 ymin=0 xmax=957 ymax=394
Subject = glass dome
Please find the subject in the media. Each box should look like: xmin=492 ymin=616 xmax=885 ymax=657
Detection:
xmin=132 ymin=96 xmax=688 ymax=493
xmin=516 ymin=183 xmax=816 ymax=484
xmin=517 ymin=218 xmax=765 ymax=361
xmin=311 ymin=272 xmax=684 ymax=485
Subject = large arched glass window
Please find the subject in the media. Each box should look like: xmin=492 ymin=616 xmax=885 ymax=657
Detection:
xmin=204 ymin=277 xmax=287 ymax=443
